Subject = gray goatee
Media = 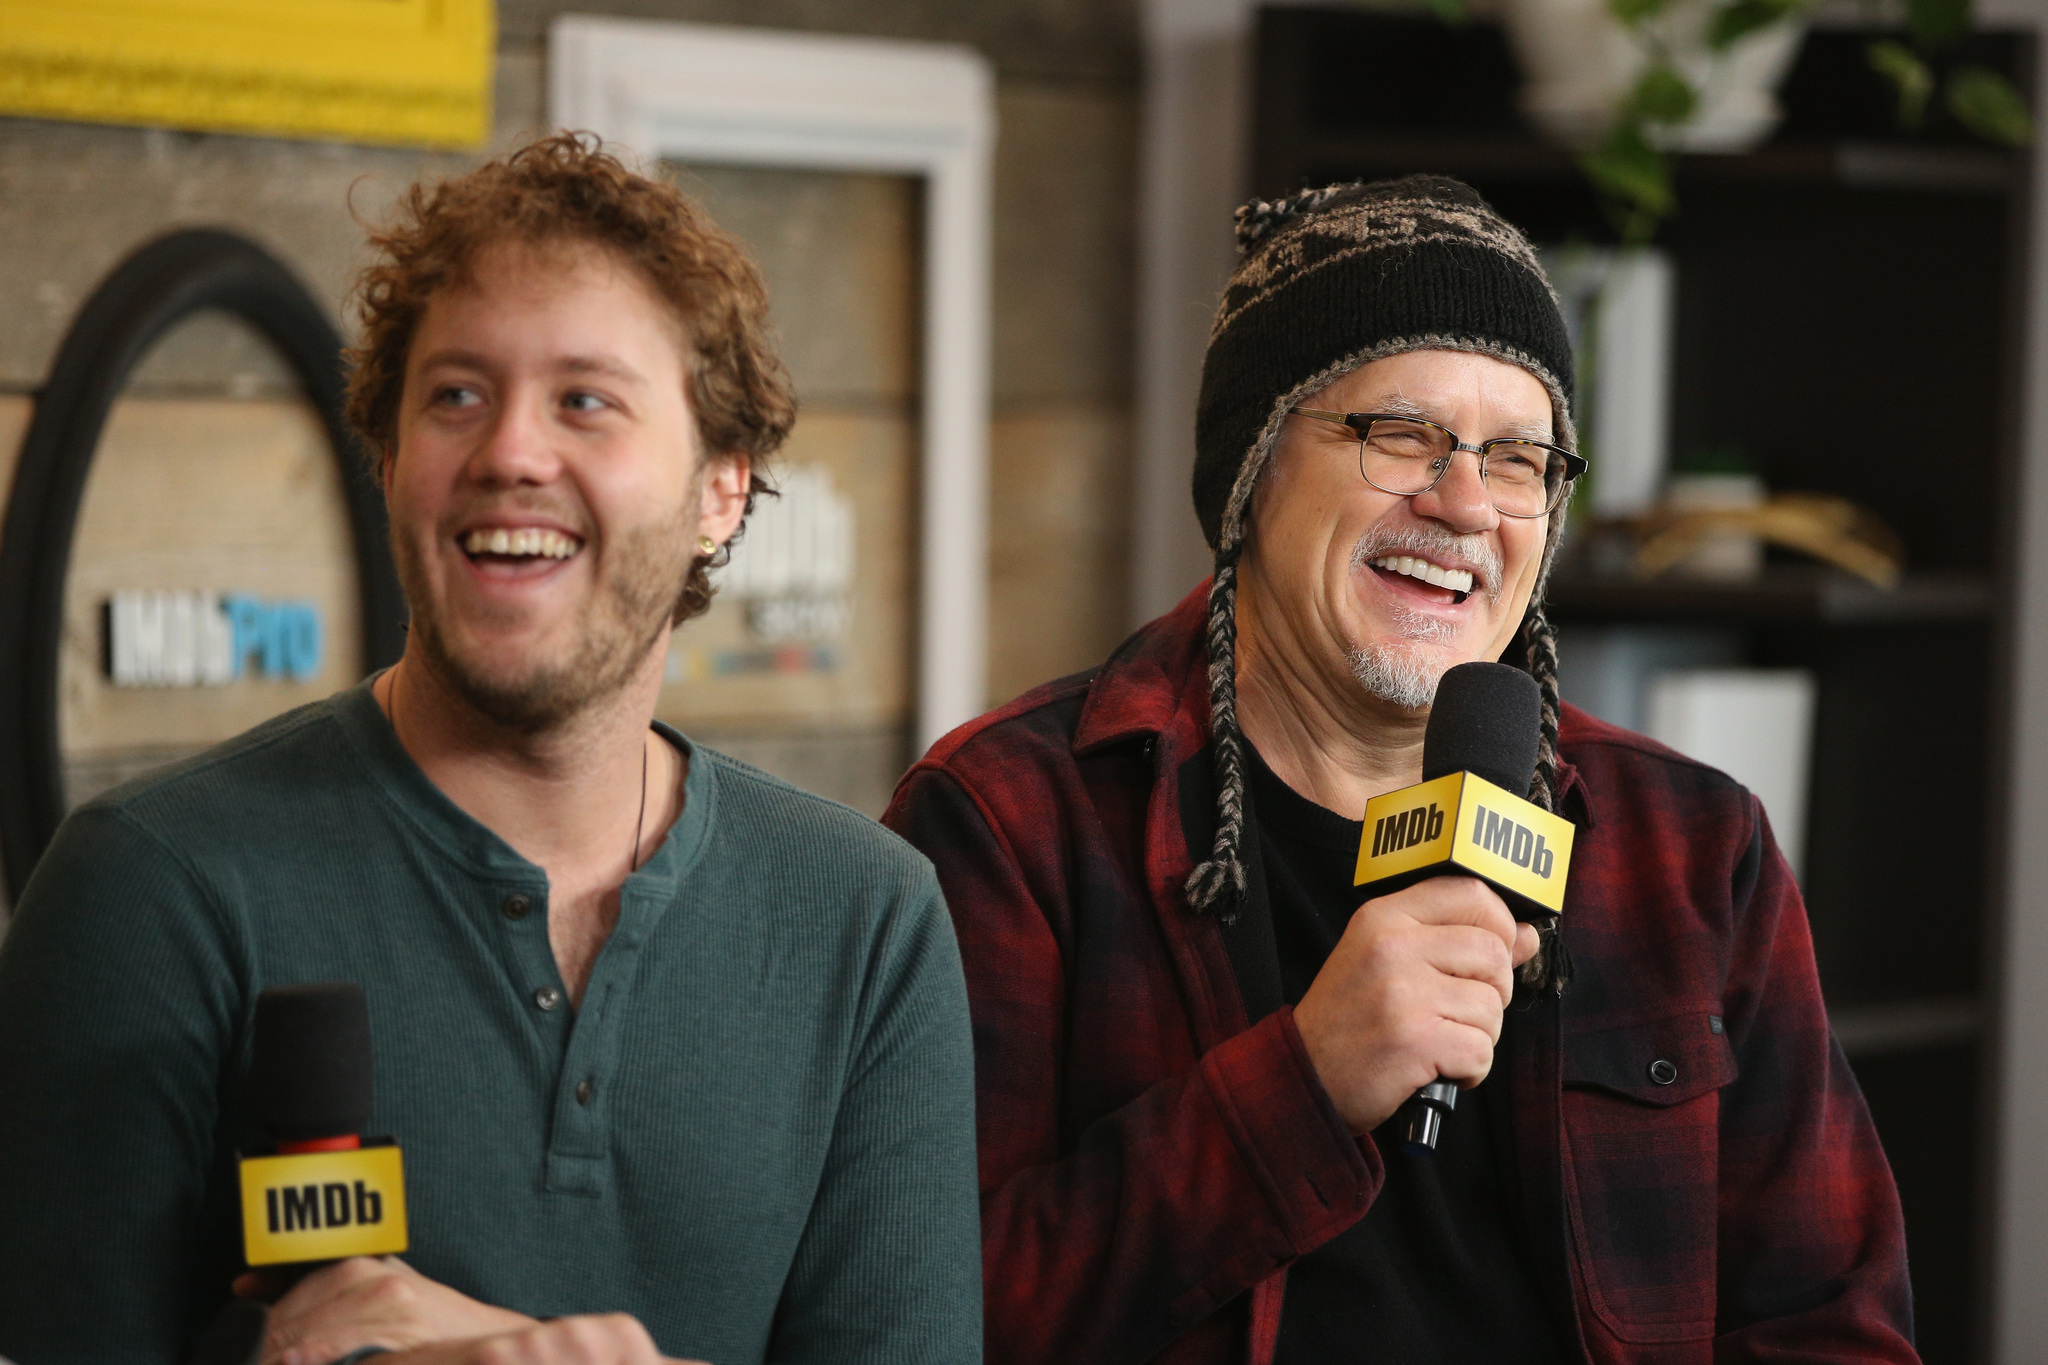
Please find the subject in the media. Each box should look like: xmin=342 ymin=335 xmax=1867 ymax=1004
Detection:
xmin=1345 ymin=522 xmax=1503 ymax=710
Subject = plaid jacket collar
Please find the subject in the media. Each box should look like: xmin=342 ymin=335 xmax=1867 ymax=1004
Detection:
xmin=1072 ymin=582 xmax=1210 ymax=755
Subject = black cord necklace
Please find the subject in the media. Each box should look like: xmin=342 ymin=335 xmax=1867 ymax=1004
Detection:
xmin=629 ymin=737 xmax=648 ymax=874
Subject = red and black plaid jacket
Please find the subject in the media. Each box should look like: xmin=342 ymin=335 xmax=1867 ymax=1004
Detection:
xmin=883 ymin=583 xmax=1916 ymax=1365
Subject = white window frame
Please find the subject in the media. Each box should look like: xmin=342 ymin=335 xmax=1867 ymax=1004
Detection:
xmin=549 ymin=15 xmax=994 ymax=750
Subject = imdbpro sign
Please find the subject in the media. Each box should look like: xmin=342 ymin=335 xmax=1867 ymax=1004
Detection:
xmin=105 ymin=590 xmax=324 ymax=687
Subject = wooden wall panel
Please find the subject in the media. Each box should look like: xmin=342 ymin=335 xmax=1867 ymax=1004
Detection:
xmin=658 ymin=410 xmax=915 ymax=731
xmin=57 ymin=395 xmax=361 ymax=785
xmin=0 ymin=395 xmax=26 ymax=515
xmin=651 ymin=164 xmax=922 ymax=803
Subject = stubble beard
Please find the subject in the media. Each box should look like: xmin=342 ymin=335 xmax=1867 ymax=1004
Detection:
xmin=394 ymin=499 xmax=693 ymax=735
xmin=1344 ymin=521 xmax=1504 ymax=712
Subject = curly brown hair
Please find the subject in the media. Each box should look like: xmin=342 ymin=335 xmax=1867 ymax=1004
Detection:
xmin=345 ymin=131 xmax=796 ymax=624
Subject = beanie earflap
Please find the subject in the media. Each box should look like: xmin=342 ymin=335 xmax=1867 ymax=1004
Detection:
xmin=1185 ymin=545 xmax=1250 ymax=921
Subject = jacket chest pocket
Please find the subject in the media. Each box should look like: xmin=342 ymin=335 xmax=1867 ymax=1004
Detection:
xmin=1561 ymin=1011 xmax=1737 ymax=1345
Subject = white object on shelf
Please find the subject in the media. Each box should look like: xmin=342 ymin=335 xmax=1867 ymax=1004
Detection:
xmin=1594 ymin=251 xmax=1674 ymax=517
xmin=1546 ymin=247 xmax=1674 ymax=519
xmin=1645 ymin=667 xmax=1816 ymax=876
xmin=1557 ymin=625 xmax=1741 ymax=732
xmin=1502 ymin=0 xmax=1805 ymax=152
xmin=1664 ymin=471 xmax=1767 ymax=579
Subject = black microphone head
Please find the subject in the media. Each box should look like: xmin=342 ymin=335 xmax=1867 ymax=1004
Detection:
xmin=249 ymin=982 xmax=373 ymax=1141
xmin=1421 ymin=662 xmax=1543 ymax=796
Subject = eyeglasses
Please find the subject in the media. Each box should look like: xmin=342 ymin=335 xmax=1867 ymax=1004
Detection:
xmin=1291 ymin=408 xmax=1587 ymax=519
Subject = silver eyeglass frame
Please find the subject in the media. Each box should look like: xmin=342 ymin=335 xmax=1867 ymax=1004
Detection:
xmin=1291 ymin=406 xmax=1588 ymax=519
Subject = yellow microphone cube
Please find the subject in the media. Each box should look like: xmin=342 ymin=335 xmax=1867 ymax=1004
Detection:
xmin=238 ymin=1144 xmax=409 ymax=1266
xmin=1354 ymin=771 xmax=1575 ymax=916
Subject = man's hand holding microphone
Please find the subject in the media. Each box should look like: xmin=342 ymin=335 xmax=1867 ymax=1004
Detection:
xmin=1288 ymin=662 xmax=1572 ymax=1145
xmin=235 ymin=1258 xmax=701 ymax=1365
xmin=1294 ymin=876 xmax=1538 ymax=1135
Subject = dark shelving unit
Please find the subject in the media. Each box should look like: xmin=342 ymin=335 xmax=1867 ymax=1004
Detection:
xmin=1546 ymin=567 xmax=1995 ymax=623
xmin=1254 ymin=10 xmax=2031 ymax=1362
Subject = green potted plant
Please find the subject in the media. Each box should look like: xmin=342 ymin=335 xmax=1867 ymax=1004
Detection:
xmin=1560 ymin=0 xmax=2035 ymax=238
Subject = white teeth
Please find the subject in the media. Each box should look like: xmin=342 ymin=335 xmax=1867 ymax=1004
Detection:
xmin=1371 ymin=554 xmax=1475 ymax=596
xmin=462 ymin=528 xmax=582 ymax=560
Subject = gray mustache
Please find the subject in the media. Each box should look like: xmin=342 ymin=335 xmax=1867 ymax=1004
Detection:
xmin=1349 ymin=523 xmax=1502 ymax=600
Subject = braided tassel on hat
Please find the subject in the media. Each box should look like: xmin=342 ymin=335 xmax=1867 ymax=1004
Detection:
xmin=1183 ymin=547 xmax=1250 ymax=917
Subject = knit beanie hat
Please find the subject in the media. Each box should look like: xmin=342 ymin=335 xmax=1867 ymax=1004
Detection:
xmin=1184 ymin=175 xmax=1580 ymax=987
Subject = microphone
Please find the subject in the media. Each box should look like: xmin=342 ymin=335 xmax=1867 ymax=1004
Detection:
xmin=237 ymin=983 xmax=409 ymax=1269
xmin=1351 ymin=662 xmax=1576 ymax=1155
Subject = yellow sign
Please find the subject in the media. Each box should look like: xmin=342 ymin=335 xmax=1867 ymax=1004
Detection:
xmin=1355 ymin=770 xmax=1575 ymax=915
xmin=0 ymin=0 xmax=493 ymax=149
xmin=239 ymin=1144 xmax=409 ymax=1266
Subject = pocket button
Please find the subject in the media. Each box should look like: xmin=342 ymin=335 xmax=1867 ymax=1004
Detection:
xmin=1648 ymin=1058 xmax=1679 ymax=1086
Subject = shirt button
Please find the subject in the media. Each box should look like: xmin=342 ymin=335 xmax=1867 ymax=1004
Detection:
xmin=533 ymin=985 xmax=561 ymax=1011
xmin=1648 ymin=1058 xmax=1679 ymax=1086
xmin=501 ymin=893 xmax=532 ymax=921
xmin=575 ymin=1079 xmax=595 ymax=1105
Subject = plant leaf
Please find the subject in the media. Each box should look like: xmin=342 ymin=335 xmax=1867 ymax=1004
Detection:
xmin=1423 ymin=0 xmax=1470 ymax=25
xmin=1630 ymin=64 xmax=1699 ymax=124
xmin=1868 ymin=39 xmax=1935 ymax=129
xmin=1947 ymin=66 xmax=2034 ymax=145
xmin=1580 ymin=123 xmax=1674 ymax=216
xmin=1905 ymin=0 xmax=1970 ymax=50
xmin=1707 ymin=0 xmax=1804 ymax=50
xmin=1607 ymin=0 xmax=1668 ymax=28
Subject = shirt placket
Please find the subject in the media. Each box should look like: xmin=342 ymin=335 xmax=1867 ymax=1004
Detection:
xmin=539 ymin=883 xmax=658 ymax=1198
xmin=484 ymin=875 xmax=640 ymax=1197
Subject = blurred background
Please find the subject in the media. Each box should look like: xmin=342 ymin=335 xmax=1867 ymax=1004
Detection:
xmin=1 ymin=0 xmax=2046 ymax=1360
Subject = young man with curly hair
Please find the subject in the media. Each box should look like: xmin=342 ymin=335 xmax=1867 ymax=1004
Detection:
xmin=0 ymin=136 xmax=980 ymax=1365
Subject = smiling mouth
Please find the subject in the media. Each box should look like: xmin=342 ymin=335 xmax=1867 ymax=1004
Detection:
xmin=1368 ymin=554 xmax=1475 ymax=605
xmin=460 ymin=527 xmax=584 ymax=568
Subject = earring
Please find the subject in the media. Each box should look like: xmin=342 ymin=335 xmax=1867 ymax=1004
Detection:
xmin=697 ymin=535 xmax=718 ymax=556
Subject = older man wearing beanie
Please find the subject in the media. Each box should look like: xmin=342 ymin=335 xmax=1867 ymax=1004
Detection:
xmin=883 ymin=176 xmax=1916 ymax=1365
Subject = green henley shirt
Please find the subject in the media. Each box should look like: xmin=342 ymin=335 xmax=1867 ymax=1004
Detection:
xmin=0 ymin=682 xmax=981 ymax=1365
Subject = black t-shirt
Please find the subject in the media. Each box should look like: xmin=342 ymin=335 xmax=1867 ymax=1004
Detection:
xmin=1233 ymin=742 xmax=1570 ymax=1365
